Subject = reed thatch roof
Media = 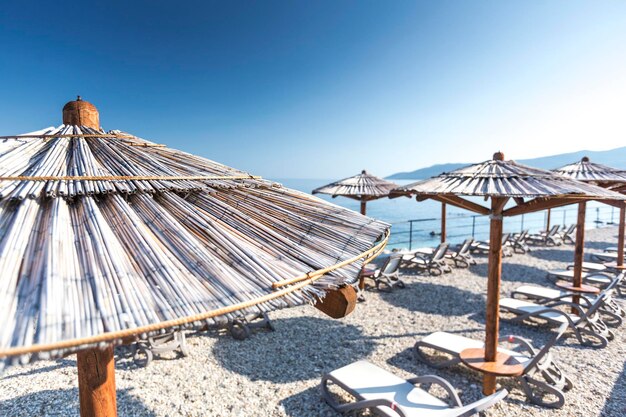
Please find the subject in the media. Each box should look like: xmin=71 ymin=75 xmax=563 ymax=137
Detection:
xmin=392 ymin=153 xmax=622 ymax=200
xmin=0 ymin=125 xmax=389 ymax=368
xmin=391 ymin=152 xmax=623 ymax=217
xmin=552 ymin=156 xmax=626 ymax=187
xmin=312 ymin=170 xmax=397 ymax=201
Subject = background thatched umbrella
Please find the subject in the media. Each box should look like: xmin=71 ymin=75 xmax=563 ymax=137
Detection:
xmin=552 ymin=157 xmax=626 ymax=284
xmin=0 ymin=98 xmax=389 ymax=417
xmin=312 ymin=170 xmax=397 ymax=215
xmin=391 ymin=152 xmax=621 ymax=395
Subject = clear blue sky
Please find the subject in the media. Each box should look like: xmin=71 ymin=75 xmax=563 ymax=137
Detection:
xmin=1 ymin=1 xmax=625 ymax=178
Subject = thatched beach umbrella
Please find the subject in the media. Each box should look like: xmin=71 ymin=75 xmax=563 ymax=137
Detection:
xmin=552 ymin=157 xmax=626 ymax=280
xmin=312 ymin=170 xmax=397 ymax=216
xmin=391 ymin=152 xmax=621 ymax=395
xmin=0 ymin=98 xmax=389 ymax=417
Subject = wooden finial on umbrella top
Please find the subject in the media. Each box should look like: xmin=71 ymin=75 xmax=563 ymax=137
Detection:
xmin=493 ymin=151 xmax=505 ymax=161
xmin=63 ymin=96 xmax=100 ymax=130
xmin=581 ymin=156 xmax=590 ymax=163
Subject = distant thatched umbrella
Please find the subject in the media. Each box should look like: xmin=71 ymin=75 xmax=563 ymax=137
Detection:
xmin=312 ymin=170 xmax=397 ymax=215
xmin=552 ymin=157 xmax=626 ymax=282
xmin=391 ymin=152 xmax=622 ymax=395
xmin=0 ymin=98 xmax=389 ymax=417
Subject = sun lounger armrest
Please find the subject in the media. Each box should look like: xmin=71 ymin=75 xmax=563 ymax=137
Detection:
xmin=336 ymin=398 xmax=409 ymax=416
xmin=407 ymin=375 xmax=463 ymax=407
xmin=497 ymin=335 xmax=537 ymax=356
xmin=321 ymin=374 xmax=410 ymax=417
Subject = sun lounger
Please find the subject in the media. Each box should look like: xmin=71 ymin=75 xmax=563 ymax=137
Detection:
xmin=498 ymin=295 xmax=614 ymax=348
xmin=566 ymin=262 xmax=607 ymax=273
xmin=470 ymin=233 xmax=512 ymax=257
xmin=414 ymin=322 xmax=570 ymax=408
xmin=589 ymin=251 xmax=625 ymax=263
xmin=402 ymin=242 xmax=451 ymax=275
xmin=509 ymin=230 xmax=530 ymax=254
xmin=560 ymin=224 xmax=576 ymax=244
xmin=227 ymin=312 xmax=275 ymax=340
xmin=512 ymin=284 xmax=624 ymax=326
xmin=444 ymin=238 xmax=476 ymax=268
xmin=527 ymin=225 xmax=562 ymax=246
xmin=131 ymin=330 xmax=189 ymax=367
xmin=603 ymin=245 xmax=626 ymax=253
xmin=363 ymin=254 xmax=405 ymax=292
xmin=321 ymin=360 xmax=508 ymax=416
xmin=545 ymin=269 xmax=614 ymax=288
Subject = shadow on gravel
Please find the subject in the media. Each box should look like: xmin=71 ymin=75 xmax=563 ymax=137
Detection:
xmin=600 ymin=359 xmax=626 ymax=416
xmin=380 ymin=281 xmax=484 ymax=316
xmin=526 ymin=248 xmax=574 ymax=262
xmin=280 ymin=385 xmax=337 ymax=417
xmin=0 ymin=388 xmax=155 ymax=417
xmin=470 ymin=262 xmax=549 ymax=284
xmin=212 ymin=316 xmax=374 ymax=383
xmin=1 ymin=358 xmax=75 ymax=380
xmin=584 ymin=241 xmax=617 ymax=251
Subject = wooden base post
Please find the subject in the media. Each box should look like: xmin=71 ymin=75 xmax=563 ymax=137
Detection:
xmin=618 ymin=206 xmax=625 ymax=268
xmin=572 ymin=202 xmax=586 ymax=311
xmin=77 ymin=346 xmax=117 ymax=417
xmin=546 ymin=208 xmax=551 ymax=232
xmin=360 ymin=201 xmax=367 ymax=216
xmin=483 ymin=198 xmax=504 ymax=395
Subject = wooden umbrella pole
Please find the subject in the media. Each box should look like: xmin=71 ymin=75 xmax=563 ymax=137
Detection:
xmin=618 ymin=205 xmax=625 ymax=268
xmin=441 ymin=202 xmax=447 ymax=243
xmin=572 ymin=202 xmax=587 ymax=310
xmin=546 ymin=208 xmax=551 ymax=232
xmin=77 ymin=346 xmax=117 ymax=417
xmin=360 ymin=200 xmax=367 ymax=216
xmin=483 ymin=197 xmax=505 ymax=395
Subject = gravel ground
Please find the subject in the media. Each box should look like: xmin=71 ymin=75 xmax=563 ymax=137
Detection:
xmin=1 ymin=227 xmax=624 ymax=417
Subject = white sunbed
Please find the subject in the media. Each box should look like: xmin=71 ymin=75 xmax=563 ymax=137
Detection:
xmin=545 ymin=269 xmax=613 ymax=288
xmin=499 ymin=296 xmax=615 ymax=348
xmin=414 ymin=324 xmax=571 ymax=409
xmin=321 ymin=360 xmax=508 ymax=417
xmin=511 ymin=284 xmax=624 ymax=326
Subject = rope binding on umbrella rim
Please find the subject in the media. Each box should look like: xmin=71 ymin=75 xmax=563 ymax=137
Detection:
xmin=0 ymin=229 xmax=389 ymax=358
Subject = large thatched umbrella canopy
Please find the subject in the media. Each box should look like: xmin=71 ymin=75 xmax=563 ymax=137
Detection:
xmin=390 ymin=152 xmax=622 ymax=395
xmin=0 ymin=98 xmax=389 ymax=417
xmin=312 ymin=170 xmax=397 ymax=215
xmin=552 ymin=157 xmax=626 ymax=280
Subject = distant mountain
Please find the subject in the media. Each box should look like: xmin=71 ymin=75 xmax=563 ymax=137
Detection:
xmin=387 ymin=146 xmax=626 ymax=180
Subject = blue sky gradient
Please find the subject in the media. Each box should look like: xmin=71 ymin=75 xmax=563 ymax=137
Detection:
xmin=1 ymin=1 xmax=625 ymax=178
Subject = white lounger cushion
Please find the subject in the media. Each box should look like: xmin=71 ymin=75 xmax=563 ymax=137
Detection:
xmin=327 ymin=360 xmax=450 ymax=417
xmin=515 ymin=285 xmax=598 ymax=304
xmin=547 ymin=270 xmax=611 ymax=285
xmin=420 ymin=332 xmax=530 ymax=366
xmin=500 ymin=298 xmax=580 ymax=325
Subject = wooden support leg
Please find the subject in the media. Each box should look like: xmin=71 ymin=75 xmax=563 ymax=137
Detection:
xmin=618 ymin=206 xmax=625 ymax=268
xmin=483 ymin=198 xmax=504 ymax=395
xmin=572 ymin=202 xmax=586 ymax=314
xmin=77 ymin=346 xmax=117 ymax=417
xmin=441 ymin=203 xmax=447 ymax=243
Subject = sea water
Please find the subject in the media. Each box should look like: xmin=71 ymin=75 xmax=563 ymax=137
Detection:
xmin=275 ymin=178 xmax=620 ymax=250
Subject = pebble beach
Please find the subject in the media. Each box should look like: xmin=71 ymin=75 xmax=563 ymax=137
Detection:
xmin=1 ymin=226 xmax=624 ymax=417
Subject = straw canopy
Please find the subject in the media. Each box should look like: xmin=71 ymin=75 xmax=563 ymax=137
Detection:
xmin=312 ymin=170 xmax=398 ymax=202
xmin=551 ymin=157 xmax=626 ymax=279
xmin=552 ymin=156 xmax=626 ymax=187
xmin=0 ymin=103 xmax=389 ymax=369
xmin=391 ymin=152 xmax=623 ymax=217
